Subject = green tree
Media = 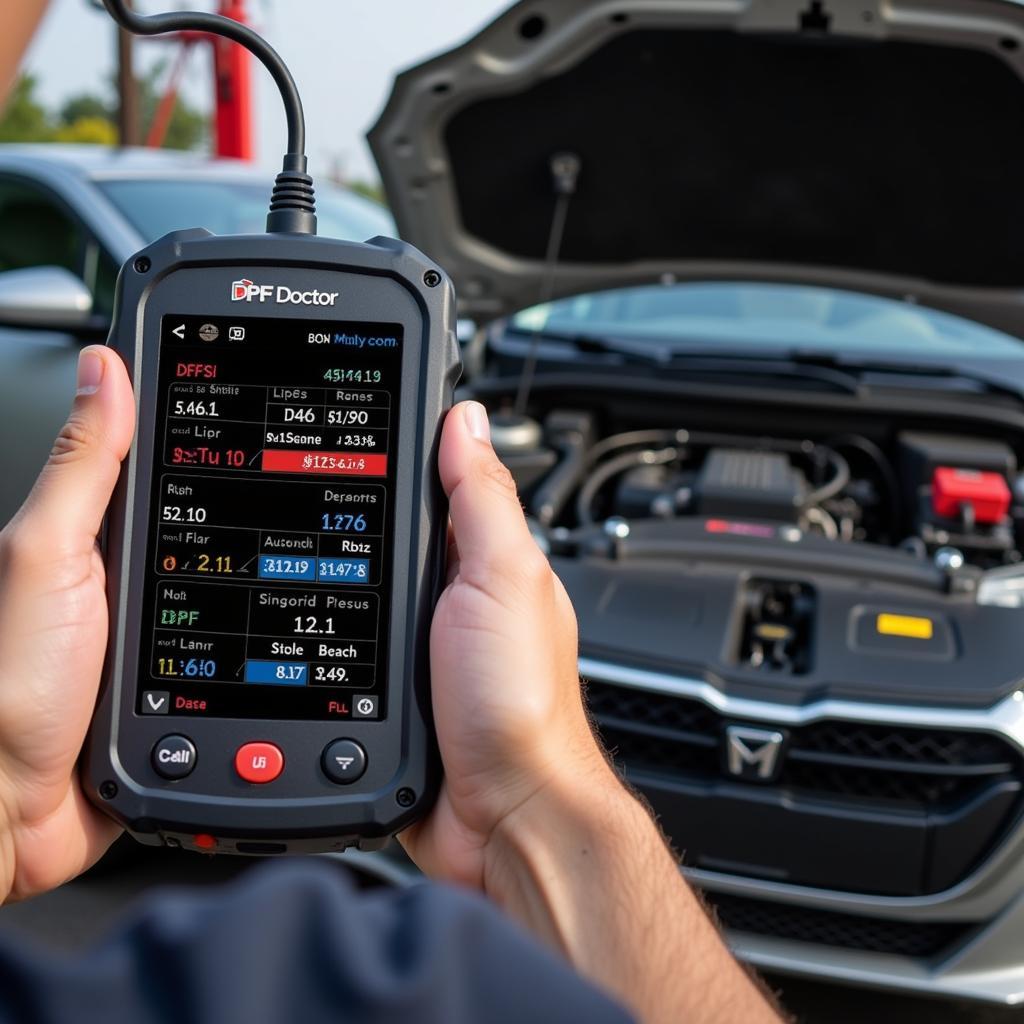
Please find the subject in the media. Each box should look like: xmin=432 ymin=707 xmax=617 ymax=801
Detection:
xmin=0 ymin=74 xmax=54 ymax=143
xmin=0 ymin=65 xmax=208 ymax=151
xmin=54 ymin=116 xmax=118 ymax=146
xmin=56 ymin=91 xmax=117 ymax=146
xmin=136 ymin=60 xmax=208 ymax=151
xmin=348 ymin=180 xmax=386 ymax=205
xmin=60 ymin=93 xmax=113 ymax=126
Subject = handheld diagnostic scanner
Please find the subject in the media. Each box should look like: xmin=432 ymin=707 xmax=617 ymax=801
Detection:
xmin=83 ymin=1 xmax=460 ymax=855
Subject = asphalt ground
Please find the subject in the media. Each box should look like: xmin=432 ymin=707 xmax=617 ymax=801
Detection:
xmin=0 ymin=840 xmax=1020 ymax=1022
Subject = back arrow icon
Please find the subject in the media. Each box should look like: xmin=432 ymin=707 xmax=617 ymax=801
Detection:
xmin=172 ymin=324 xmax=186 ymax=339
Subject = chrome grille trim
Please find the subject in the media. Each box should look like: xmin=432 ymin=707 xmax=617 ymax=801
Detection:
xmin=579 ymin=657 xmax=1024 ymax=753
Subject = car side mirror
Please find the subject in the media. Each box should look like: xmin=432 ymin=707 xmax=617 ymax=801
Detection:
xmin=0 ymin=266 xmax=96 ymax=331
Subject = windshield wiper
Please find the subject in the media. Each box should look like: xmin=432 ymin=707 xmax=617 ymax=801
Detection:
xmin=503 ymin=325 xmax=1024 ymax=400
xmin=658 ymin=352 xmax=865 ymax=395
xmin=501 ymin=327 xmax=865 ymax=395
xmin=786 ymin=350 xmax=1023 ymax=401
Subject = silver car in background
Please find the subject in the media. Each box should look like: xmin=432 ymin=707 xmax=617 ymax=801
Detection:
xmin=0 ymin=144 xmax=394 ymax=525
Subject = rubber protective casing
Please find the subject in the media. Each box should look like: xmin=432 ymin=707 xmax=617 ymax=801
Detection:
xmin=83 ymin=229 xmax=460 ymax=853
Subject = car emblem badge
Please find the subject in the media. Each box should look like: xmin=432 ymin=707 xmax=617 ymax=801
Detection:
xmin=724 ymin=725 xmax=786 ymax=782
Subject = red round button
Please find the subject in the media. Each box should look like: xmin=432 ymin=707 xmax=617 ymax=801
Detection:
xmin=235 ymin=742 xmax=284 ymax=784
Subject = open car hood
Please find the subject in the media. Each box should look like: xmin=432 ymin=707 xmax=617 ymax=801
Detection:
xmin=370 ymin=0 xmax=1024 ymax=336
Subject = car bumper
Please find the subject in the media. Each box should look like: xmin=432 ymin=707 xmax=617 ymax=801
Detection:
xmin=581 ymin=656 xmax=1024 ymax=1006
xmin=725 ymin=894 xmax=1024 ymax=1006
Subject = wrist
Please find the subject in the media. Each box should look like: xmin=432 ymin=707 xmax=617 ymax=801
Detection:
xmin=480 ymin=756 xmax=785 ymax=1024
xmin=483 ymin=754 xmax=658 ymax=954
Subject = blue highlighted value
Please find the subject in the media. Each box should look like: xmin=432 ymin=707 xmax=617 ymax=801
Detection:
xmin=258 ymin=555 xmax=316 ymax=581
xmin=317 ymin=558 xmax=370 ymax=583
xmin=245 ymin=661 xmax=308 ymax=686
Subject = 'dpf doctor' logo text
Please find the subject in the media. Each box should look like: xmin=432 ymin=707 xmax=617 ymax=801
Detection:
xmin=231 ymin=278 xmax=338 ymax=306
xmin=232 ymin=278 xmax=257 ymax=301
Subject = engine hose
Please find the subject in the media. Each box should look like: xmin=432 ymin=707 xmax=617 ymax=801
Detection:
xmin=826 ymin=433 xmax=902 ymax=531
xmin=533 ymin=436 xmax=589 ymax=526
xmin=802 ymin=505 xmax=839 ymax=540
xmin=586 ymin=429 xmax=685 ymax=465
xmin=576 ymin=447 xmax=678 ymax=526
xmin=803 ymin=449 xmax=851 ymax=507
xmin=536 ymin=429 xmax=682 ymax=526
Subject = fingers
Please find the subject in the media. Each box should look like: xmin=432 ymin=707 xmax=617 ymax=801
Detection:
xmin=15 ymin=346 xmax=135 ymax=558
xmin=438 ymin=403 xmax=545 ymax=590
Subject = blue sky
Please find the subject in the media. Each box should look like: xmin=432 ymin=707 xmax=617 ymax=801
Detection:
xmin=24 ymin=0 xmax=509 ymax=181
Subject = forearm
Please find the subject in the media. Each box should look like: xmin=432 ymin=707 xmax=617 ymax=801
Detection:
xmin=484 ymin=762 xmax=784 ymax=1024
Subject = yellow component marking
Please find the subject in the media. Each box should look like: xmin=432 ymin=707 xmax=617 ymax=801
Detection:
xmin=754 ymin=623 xmax=792 ymax=640
xmin=876 ymin=613 xmax=934 ymax=640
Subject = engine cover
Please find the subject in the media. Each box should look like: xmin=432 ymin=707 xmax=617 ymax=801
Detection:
xmin=694 ymin=448 xmax=806 ymax=523
xmin=557 ymin=519 xmax=1024 ymax=707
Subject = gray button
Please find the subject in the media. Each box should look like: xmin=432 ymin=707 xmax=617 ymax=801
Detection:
xmin=142 ymin=690 xmax=170 ymax=714
xmin=152 ymin=735 xmax=197 ymax=780
xmin=352 ymin=695 xmax=377 ymax=719
xmin=322 ymin=739 xmax=367 ymax=785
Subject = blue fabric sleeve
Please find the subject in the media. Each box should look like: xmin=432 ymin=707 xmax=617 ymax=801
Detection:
xmin=0 ymin=859 xmax=635 ymax=1024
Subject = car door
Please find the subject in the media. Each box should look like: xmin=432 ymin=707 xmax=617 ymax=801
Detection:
xmin=0 ymin=174 xmax=120 ymax=526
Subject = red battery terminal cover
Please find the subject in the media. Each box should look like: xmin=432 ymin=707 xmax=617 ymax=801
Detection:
xmin=931 ymin=466 xmax=1011 ymax=524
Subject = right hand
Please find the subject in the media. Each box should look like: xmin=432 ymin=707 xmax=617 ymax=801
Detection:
xmin=404 ymin=403 xmax=787 ymax=1024
xmin=401 ymin=401 xmax=616 ymax=889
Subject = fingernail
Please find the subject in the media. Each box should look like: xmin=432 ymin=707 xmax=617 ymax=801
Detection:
xmin=76 ymin=348 xmax=105 ymax=396
xmin=464 ymin=401 xmax=490 ymax=443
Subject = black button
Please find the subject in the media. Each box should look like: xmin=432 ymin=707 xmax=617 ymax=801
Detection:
xmin=322 ymin=739 xmax=367 ymax=784
xmin=152 ymin=734 xmax=197 ymax=779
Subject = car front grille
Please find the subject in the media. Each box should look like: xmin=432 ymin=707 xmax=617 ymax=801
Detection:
xmin=705 ymin=892 xmax=972 ymax=959
xmin=785 ymin=719 xmax=1018 ymax=806
xmin=584 ymin=678 xmax=1024 ymax=896
xmin=585 ymin=681 xmax=1021 ymax=811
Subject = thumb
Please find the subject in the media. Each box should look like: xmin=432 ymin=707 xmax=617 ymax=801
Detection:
xmin=15 ymin=346 xmax=135 ymax=559
xmin=438 ymin=402 xmax=543 ymax=592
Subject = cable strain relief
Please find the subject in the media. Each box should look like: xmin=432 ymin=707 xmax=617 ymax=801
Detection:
xmin=266 ymin=155 xmax=317 ymax=235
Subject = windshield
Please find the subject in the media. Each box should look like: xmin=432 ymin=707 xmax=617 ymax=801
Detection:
xmin=97 ymin=178 xmax=394 ymax=243
xmin=511 ymin=282 xmax=1024 ymax=358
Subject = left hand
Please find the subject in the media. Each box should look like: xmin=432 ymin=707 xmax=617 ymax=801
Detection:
xmin=0 ymin=345 xmax=135 ymax=902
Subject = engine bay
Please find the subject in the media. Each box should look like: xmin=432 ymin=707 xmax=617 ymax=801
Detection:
xmin=496 ymin=408 xmax=1021 ymax=566
xmin=469 ymin=380 xmax=1024 ymax=705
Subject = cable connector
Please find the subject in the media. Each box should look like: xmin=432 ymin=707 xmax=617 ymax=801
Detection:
xmin=266 ymin=154 xmax=317 ymax=235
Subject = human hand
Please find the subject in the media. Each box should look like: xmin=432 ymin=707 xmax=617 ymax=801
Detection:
xmin=401 ymin=401 xmax=618 ymax=889
xmin=0 ymin=346 xmax=135 ymax=902
xmin=402 ymin=403 xmax=786 ymax=1024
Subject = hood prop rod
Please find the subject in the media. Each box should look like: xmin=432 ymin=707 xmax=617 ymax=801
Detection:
xmin=513 ymin=151 xmax=581 ymax=417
